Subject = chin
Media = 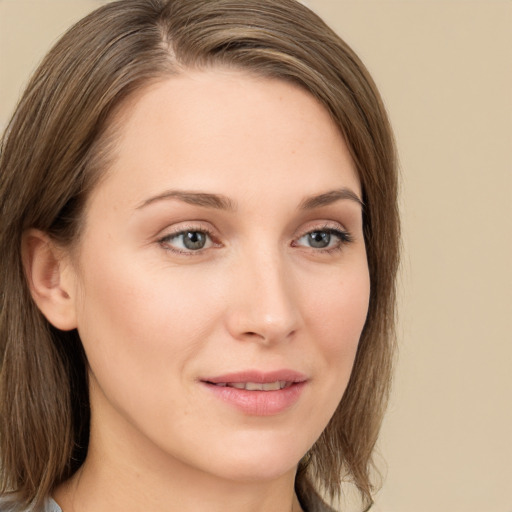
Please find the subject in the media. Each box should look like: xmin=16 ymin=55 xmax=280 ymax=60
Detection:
xmin=195 ymin=432 xmax=310 ymax=483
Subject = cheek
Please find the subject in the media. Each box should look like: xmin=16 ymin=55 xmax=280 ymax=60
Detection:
xmin=281 ymin=262 xmax=370 ymax=451
xmin=304 ymin=263 xmax=370 ymax=387
xmin=73 ymin=248 xmax=222 ymax=404
xmin=308 ymin=263 xmax=370 ymax=342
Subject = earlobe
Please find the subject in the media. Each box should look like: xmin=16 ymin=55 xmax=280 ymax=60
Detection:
xmin=22 ymin=229 xmax=78 ymax=331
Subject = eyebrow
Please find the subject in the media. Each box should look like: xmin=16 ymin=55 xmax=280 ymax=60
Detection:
xmin=299 ymin=188 xmax=364 ymax=210
xmin=136 ymin=187 xmax=363 ymax=212
xmin=136 ymin=190 xmax=237 ymax=211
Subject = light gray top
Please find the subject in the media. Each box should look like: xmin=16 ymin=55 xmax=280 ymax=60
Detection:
xmin=44 ymin=499 xmax=61 ymax=512
xmin=0 ymin=498 xmax=60 ymax=512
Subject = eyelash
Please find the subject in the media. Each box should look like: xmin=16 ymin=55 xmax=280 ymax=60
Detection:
xmin=158 ymin=224 xmax=353 ymax=256
xmin=292 ymin=226 xmax=353 ymax=254
xmin=158 ymin=224 xmax=219 ymax=256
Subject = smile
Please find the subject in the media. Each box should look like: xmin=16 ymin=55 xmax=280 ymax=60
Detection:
xmin=211 ymin=381 xmax=292 ymax=391
xmin=201 ymin=370 xmax=307 ymax=415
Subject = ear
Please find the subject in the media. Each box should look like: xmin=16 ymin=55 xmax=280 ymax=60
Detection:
xmin=22 ymin=229 xmax=78 ymax=331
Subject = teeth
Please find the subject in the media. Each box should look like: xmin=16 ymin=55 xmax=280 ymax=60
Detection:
xmin=215 ymin=381 xmax=290 ymax=391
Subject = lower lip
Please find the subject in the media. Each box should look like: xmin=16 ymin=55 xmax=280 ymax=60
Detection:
xmin=202 ymin=382 xmax=306 ymax=416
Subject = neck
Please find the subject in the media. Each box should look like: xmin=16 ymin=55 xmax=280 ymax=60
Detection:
xmin=54 ymin=462 xmax=302 ymax=512
xmin=54 ymin=419 xmax=303 ymax=512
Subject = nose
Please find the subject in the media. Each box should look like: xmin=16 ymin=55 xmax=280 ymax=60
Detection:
xmin=224 ymin=249 xmax=301 ymax=345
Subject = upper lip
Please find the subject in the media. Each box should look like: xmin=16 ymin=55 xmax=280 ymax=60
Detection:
xmin=201 ymin=369 xmax=308 ymax=385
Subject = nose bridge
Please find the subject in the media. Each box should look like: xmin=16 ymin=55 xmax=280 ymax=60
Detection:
xmin=226 ymin=243 xmax=300 ymax=344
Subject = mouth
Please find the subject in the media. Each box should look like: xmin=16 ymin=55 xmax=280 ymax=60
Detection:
xmin=202 ymin=369 xmax=307 ymax=389
xmin=208 ymin=381 xmax=293 ymax=391
xmin=200 ymin=370 xmax=307 ymax=415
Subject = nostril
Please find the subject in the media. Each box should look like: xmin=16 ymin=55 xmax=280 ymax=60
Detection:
xmin=241 ymin=328 xmax=297 ymax=344
xmin=244 ymin=331 xmax=262 ymax=338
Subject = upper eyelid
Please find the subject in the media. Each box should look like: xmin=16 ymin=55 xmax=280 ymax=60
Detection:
xmin=157 ymin=221 xmax=217 ymax=238
xmin=293 ymin=220 xmax=349 ymax=238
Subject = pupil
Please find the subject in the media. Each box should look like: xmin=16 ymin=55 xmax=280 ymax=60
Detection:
xmin=183 ymin=231 xmax=206 ymax=250
xmin=309 ymin=231 xmax=330 ymax=248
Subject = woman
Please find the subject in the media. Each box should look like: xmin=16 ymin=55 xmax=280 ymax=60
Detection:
xmin=0 ymin=1 xmax=399 ymax=511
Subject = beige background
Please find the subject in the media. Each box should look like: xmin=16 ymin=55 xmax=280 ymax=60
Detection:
xmin=1 ymin=1 xmax=510 ymax=511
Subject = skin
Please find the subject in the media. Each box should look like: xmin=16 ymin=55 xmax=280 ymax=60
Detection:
xmin=41 ymin=70 xmax=370 ymax=512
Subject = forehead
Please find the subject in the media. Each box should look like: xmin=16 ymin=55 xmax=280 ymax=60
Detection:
xmin=86 ymin=69 xmax=360 ymax=216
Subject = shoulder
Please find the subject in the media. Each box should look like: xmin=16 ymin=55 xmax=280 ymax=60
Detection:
xmin=0 ymin=497 xmax=61 ymax=512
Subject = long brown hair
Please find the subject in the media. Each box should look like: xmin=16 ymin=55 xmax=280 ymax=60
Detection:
xmin=0 ymin=1 xmax=399 ymax=510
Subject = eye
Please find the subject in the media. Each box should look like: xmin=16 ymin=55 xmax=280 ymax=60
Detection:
xmin=159 ymin=229 xmax=214 ymax=253
xmin=294 ymin=228 xmax=352 ymax=251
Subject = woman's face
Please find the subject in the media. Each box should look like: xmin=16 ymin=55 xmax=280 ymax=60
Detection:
xmin=67 ymin=70 xmax=370 ymax=484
